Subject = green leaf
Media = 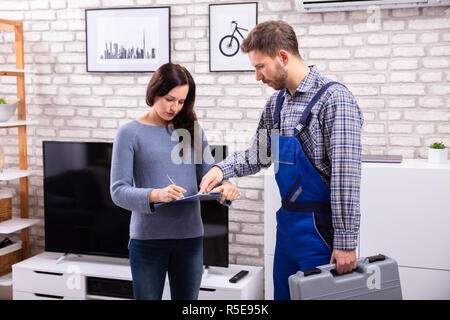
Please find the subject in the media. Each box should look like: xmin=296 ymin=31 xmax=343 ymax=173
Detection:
xmin=429 ymin=142 xmax=446 ymax=149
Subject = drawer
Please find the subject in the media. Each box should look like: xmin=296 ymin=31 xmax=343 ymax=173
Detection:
xmin=198 ymin=287 xmax=242 ymax=300
xmin=13 ymin=267 xmax=85 ymax=299
xmin=162 ymin=283 xmax=242 ymax=300
xmin=13 ymin=290 xmax=80 ymax=300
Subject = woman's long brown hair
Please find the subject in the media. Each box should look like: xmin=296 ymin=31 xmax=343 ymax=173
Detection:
xmin=146 ymin=63 xmax=198 ymax=151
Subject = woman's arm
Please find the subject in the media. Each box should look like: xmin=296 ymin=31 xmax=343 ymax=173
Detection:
xmin=110 ymin=125 xmax=157 ymax=214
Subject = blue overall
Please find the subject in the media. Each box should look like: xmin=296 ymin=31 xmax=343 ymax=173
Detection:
xmin=271 ymin=82 xmax=343 ymax=300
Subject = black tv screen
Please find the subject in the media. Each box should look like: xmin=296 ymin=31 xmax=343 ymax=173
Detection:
xmin=43 ymin=141 xmax=229 ymax=267
xmin=43 ymin=141 xmax=130 ymax=258
xmin=200 ymin=145 xmax=229 ymax=267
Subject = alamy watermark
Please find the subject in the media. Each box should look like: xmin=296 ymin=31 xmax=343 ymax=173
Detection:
xmin=366 ymin=264 xmax=381 ymax=290
xmin=366 ymin=5 xmax=382 ymax=31
xmin=168 ymin=121 xmax=280 ymax=172
xmin=66 ymin=264 xmax=82 ymax=290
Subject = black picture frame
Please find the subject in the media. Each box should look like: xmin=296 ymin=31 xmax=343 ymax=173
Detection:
xmin=209 ymin=2 xmax=258 ymax=72
xmin=85 ymin=7 xmax=171 ymax=73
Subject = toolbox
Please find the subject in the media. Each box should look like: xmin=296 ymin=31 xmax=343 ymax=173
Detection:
xmin=288 ymin=254 xmax=402 ymax=300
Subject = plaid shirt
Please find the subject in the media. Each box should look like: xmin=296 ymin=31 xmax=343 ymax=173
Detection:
xmin=217 ymin=65 xmax=364 ymax=250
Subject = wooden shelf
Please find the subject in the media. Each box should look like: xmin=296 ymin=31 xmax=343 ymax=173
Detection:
xmin=0 ymin=69 xmax=24 ymax=76
xmin=0 ymin=219 xmax=39 ymax=234
xmin=0 ymin=120 xmax=37 ymax=128
xmin=0 ymin=272 xmax=13 ymax=287
xmin=0 ymin=68 xmax=34 ymax=76
xmin=0 ymin=19 xmax=21 ymax=31
xmin=0 ymin=18 xmax=33 ymax=262
xmin=0 ymin=169 xmax=35 ymax=181
xmin=0 ymin=240 xmax=22 ymax=287
xmin=0 ymin=240 xmax=22 ymax=255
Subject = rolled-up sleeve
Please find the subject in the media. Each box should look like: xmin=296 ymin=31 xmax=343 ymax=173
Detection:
xmin=322 ymin=89 xmax=364 ymax=250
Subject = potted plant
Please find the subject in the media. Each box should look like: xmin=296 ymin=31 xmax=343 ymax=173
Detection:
xmin=0 ymin=98 xmax=19 ymax=122
xmin=428 ymin=142 xmax=448 ymax=164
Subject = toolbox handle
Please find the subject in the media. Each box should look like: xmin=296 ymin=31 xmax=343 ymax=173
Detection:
xmin=368 ymin=254 xmax=386 ymax=263
xmin=302 ymin=254 xmax=388 ymax=277
xmin=329 ymin=267 xmax=360 ymax=277
xmin=329 ymin=255 xmax=385 ymax=277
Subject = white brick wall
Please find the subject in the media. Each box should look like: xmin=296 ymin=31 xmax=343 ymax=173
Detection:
xmin=1 ymin=0 xmax=449 ymax=267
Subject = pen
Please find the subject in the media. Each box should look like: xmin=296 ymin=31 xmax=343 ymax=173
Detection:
xmin=167 ymin=174 xmax=184 ymax=199
xmin=167 ymin=174 xmax=176 ymax=185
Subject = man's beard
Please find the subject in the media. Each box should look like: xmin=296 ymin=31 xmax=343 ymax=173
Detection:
xmin=264 ymin=62 xmax=288 ymax=90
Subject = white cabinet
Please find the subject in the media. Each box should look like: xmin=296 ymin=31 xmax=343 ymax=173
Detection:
xmin=12 ymin=252 xmax=263 ymax=300
xmin=396 ymin=267 xmax=450 ymax=300
xmin=264 ymin=160 xmax=450 ymax=300
xmin=162 ymin=265 xmax=263 ymax=300
xmin=13 ymin=291 xmax=79 ymax=300
xmin=359 ymin=159 xmax=450 ymax=300
xmin=14 ymin=267 xmax=85 ymax=299
xmin=263 ymin=166 xmax=280 ymax=300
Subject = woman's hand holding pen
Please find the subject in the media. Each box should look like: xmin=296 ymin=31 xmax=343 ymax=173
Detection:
xmin=210 ymin=181 xmax=240 ymax=204
xmin=150 ymin=185 xmax=186 ymax=203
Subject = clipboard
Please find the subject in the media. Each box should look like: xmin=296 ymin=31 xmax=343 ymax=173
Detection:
xmin=153 ymin=193 xmax=223 ymax=207
xmin=172 ymin=192 xmax=222 ymax=203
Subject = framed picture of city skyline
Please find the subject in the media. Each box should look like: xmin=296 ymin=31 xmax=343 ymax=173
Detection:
xmin=85 ymin=7 xmax=170 ymax=72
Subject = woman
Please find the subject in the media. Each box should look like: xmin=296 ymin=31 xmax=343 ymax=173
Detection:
xmin=110 ymin=63 xmax=239 ymax=300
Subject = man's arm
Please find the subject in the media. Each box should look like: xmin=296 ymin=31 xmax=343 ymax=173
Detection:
xmin=322 ymin=87 xmax=364 ymax=273
xmin=195 ymin=125 xmax=239 ymax=203
xmin=199 ymin=99 xmax=273 ymax=193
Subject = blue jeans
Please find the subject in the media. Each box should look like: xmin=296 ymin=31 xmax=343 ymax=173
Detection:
xmin=129 ymin=237 xmax=203 ymax=300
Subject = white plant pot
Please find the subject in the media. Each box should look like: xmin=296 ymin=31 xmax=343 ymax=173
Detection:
xmin=428 ymin=147 xmax=448 ymax=164
xmin=0 ymin=98 xmax=19 ymax=122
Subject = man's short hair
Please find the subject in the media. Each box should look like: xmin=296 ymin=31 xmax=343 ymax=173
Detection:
xmin=241 ymin=20 xmax=301 ymax=58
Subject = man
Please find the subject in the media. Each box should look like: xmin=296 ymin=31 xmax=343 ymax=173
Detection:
xmin=201 ymin=21 xmax=363 ymax=300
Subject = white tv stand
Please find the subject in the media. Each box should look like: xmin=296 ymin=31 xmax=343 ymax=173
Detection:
xmin=12 ymin=252 xmax=263 ymax=300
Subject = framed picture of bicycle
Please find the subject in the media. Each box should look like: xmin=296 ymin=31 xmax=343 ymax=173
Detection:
xmin=85 ymin=7 xmax=170 ymax=72
xmin=209 ymin=2 xmax=258 ymax=72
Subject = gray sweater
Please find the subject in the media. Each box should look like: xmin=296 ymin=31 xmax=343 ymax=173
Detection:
xmin=110 ymin=120 xmax=217 ymax=240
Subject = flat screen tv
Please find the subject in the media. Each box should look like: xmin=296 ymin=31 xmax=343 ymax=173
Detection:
xmin=43 ymin=141 xmax=229 ymax=267
xmin=200 ymin=145 xmax=229 ymax=267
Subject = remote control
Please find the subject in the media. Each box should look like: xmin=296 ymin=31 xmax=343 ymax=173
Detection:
xmin=229 ymin=270 xmax=249 ymax=283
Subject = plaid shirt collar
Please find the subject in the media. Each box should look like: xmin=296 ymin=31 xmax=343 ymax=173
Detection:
xmin=283 ymin=65 xmax=319 ymax=99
